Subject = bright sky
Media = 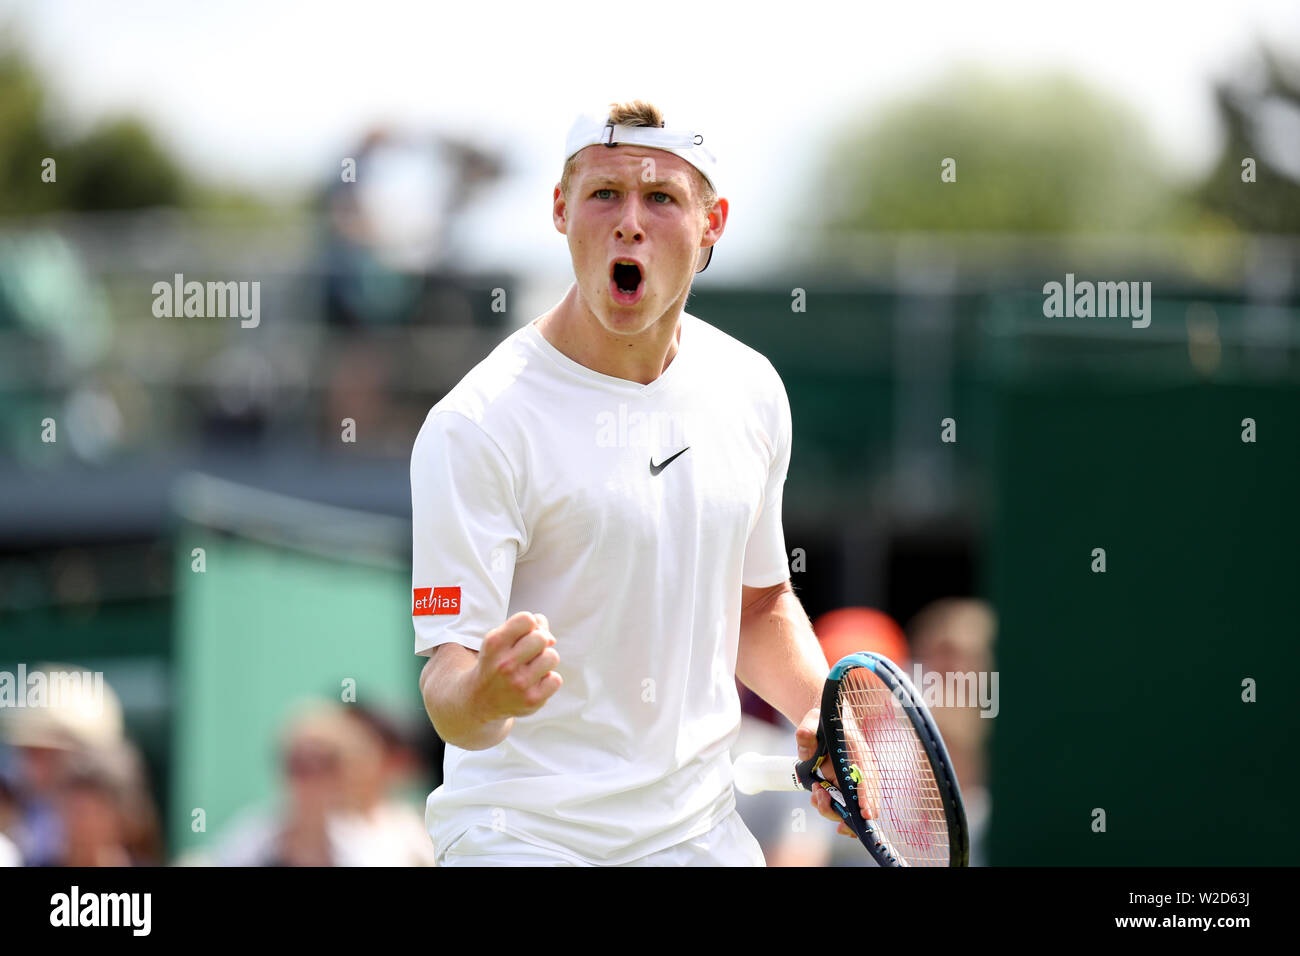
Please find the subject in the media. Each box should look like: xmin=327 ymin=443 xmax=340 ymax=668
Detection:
xmin=4 ymin=0 xmax=1298 ymax=278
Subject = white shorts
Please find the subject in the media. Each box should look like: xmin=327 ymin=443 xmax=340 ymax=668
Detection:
xmin=438 ymin=809 xmax=766 ymax=867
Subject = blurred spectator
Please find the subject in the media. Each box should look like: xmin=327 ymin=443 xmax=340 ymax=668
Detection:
xmin=0 ymin=774 xmax=21 ymax=865
xmin=813 ymin=606 xmax=911 ymax=671
xmin=319 ymin=125 xmax=505 ymax=328
xmin=732 ymin=606 xmax=909 ymax=867
xmin=210 ymin=699 xmax=434 ymax=866
xmin=321 ymin=128 xmax=427 ymax=329
xmin=0 ymin=664 xmax=125 ymax=866
xmin=0 ymin=831 xmax=18 ymax=867
xmin=335 ymin=704 xmax=437 ymax=866
xmin=211 ymin=701 xmax=361 ymax=866
xmin=0 ymin=771 xmax=18 ymax=832
xmin=51 ymin=740 xmax=161 ymax=866
xmin=907 ymin=597 xmax=997 ymax=866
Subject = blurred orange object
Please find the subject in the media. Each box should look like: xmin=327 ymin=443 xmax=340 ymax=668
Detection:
xmin=812 ymin=607 xmax=910 ymax=671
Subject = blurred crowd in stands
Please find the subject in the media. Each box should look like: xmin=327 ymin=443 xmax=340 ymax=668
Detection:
xmin=0 ymin=672 xmax=435 ymax=866
xmin=2 ymin=596 xmax=994 ymax=868
xmin=732 ymin=597 xmax=996 ymax=866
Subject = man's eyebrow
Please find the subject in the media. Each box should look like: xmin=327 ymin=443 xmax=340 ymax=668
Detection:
xmin=581 ymin=175 xmax=689 ymax=190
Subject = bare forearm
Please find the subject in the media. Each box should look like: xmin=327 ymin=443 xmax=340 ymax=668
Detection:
xmin=736 ymin=583 xmax=827 ymax=726
xmin=420 ymin=646 xmax=513 ymax=750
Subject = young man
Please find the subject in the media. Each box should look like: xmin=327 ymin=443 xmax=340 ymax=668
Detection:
xmin=412 ymin=101 xmax=848 ymax=865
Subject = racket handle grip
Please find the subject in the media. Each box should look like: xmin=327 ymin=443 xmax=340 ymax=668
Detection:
xmin=733 ymin=753 xmax=803 ymax=794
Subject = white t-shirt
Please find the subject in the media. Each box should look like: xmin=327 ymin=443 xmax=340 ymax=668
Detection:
xmin=410 ymin=309 xmax=792 ymax=864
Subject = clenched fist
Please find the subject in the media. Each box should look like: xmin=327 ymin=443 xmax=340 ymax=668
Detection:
xmin=468 ymin=611 xmax=563 ymax=721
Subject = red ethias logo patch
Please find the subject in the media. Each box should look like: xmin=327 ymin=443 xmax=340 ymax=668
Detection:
xmin=413 ymin=587 xmax=461 ymax=616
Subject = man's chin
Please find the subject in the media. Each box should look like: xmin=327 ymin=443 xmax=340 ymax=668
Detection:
xmin=592 ymin=288 xmax=656 ymax=328
xmin=594 ymin=308 xmax=654 ymax=337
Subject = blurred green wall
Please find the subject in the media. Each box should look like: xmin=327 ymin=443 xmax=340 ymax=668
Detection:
xmin=168 ymin=477 xmax=422 ymax=857
xmin=985 ymin=378 xmax=1300 ymax=864
xmin=698 ymin=282 xmax=1300 ymax=864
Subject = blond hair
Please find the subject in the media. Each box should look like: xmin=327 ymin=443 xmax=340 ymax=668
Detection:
xmin=560 ymin=100 xmax=717 ymax=222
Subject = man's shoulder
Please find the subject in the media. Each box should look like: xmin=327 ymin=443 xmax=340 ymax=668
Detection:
xmin=421 ymin=322 xmax=538 ymax=436
xmin=684 ymin=312 xmax=784 ymax=392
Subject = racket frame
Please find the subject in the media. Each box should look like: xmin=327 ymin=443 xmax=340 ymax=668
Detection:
xmin=793 ymin=651 xmax=970 ymax=867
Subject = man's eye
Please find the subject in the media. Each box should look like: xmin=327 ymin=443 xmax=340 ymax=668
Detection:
xmin=651 ymin=192 xmax=672 ymax=204
xmin=594 ymin=188 xmax=615 ymax=199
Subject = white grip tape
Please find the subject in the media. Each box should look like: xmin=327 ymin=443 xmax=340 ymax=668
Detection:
xmin=733 ymin=753 xmax=803 ymax=794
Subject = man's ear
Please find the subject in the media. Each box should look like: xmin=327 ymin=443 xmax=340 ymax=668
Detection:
xmin=553 ymin=185 xmax=568 ymax=235
xmin=701 ymin=196 xmax=729 ymax=249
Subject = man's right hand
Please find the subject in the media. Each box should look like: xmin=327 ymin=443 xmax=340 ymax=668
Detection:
xmin=469 ymin=611 xmax=563 ymax=721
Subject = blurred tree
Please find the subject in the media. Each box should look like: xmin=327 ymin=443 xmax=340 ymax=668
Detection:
xmin=1194 ymin=43 xmax=1300 ymax=234
xmin=62 ymin=117 xmax=185 ymax=211
xmin=0 ymin=35 xmax=58 ymax=216
xmin=810 ymin=68 xmax=1191 ymax=240
xmin=0 ymin=33 xmax=186 ymax=214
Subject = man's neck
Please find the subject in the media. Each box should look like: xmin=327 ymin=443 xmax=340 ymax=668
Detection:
xmin=536 ymin=283 xmax=684 ymax=386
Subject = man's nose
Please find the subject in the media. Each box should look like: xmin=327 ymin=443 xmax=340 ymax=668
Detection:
xmin=614 ymin=198 xmax=644 ymax=243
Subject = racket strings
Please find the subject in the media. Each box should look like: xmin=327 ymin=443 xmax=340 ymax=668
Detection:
xmin=836 ymin=667 xmax=950 ymax=866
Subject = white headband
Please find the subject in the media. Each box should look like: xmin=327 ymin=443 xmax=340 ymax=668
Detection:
xmin=564 ymin=109 xmax=721 ymax=272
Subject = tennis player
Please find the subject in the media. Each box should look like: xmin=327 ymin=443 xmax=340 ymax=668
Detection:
xmin=412 ymin=100 xmax=846 ymax=865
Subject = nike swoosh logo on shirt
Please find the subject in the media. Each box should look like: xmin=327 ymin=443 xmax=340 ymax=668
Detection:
xmin=649 ymin=446 xmax=690 ymax=475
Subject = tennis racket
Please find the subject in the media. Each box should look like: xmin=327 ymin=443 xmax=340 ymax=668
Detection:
xmin=734 ymin=651 xmax=969 ymax=867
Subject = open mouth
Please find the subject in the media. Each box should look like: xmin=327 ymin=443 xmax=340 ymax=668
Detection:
xmin=610 ymin=260 xmax=645 ymax=303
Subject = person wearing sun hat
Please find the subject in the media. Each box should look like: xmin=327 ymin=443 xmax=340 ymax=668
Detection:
xmin=0 ymin=664 xmax=125 ymax=867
